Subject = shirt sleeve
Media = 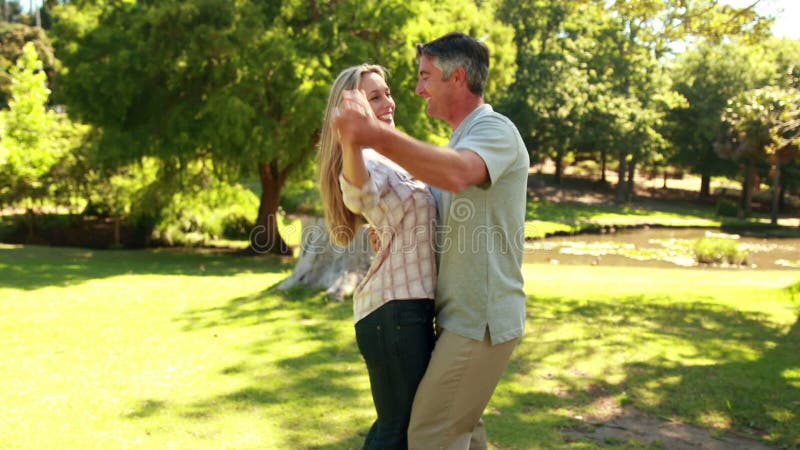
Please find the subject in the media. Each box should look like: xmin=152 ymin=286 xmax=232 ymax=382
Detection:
xmin=339 ymin=172 xmax=379 ymax=215
xmin=339 ymin=156 xmax=393 ymax=224
xmin=455 ymin=116 xmax=520 ymax=188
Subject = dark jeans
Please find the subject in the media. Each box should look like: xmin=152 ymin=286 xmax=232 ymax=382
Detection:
xmin=355 ymin=299 xmax=436 ymax=450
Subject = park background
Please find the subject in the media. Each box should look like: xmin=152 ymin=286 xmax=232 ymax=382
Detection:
xmin=1 ymin=1 xmax=799 ymax=449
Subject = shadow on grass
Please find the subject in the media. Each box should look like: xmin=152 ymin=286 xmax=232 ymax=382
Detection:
xmin=494 ymin=291 xmax=800 ymax=448
xmin=120 ymin=273 xmax=799 ymax=448
xmin=124 ymin=399 xmax=168 ymax=419
xmin=171 ymin=285 xmax=368 ymax=449
xmin=0 ymin=245 xmax=294 ymax=290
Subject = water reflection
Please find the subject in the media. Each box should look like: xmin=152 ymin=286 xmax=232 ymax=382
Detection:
xmin=524 ymin=228 xmax=800 ymax=270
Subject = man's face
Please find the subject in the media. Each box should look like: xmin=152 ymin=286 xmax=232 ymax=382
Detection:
xmin=415 ymin=55 xmax=451 ymax=121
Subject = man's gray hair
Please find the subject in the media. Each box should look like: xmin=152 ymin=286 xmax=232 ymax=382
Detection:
xmin=415 ymin=32 xmax=489 ymax=96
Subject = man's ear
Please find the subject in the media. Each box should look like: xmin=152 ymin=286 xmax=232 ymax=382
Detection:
xmin=452 ymin=66 xmax=470 ymax=89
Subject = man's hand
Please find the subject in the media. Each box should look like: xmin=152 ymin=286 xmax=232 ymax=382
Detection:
xmin=368 ymin=226 xmax=381 ymax=253
xmin=331 ymin=90 xmax=375 ymax=147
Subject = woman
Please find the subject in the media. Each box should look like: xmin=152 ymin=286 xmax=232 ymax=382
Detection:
xmin=318 ymin=64 xmax=437 ymax=449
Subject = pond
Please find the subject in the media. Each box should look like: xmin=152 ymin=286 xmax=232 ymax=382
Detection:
xmin=524 ymin=227 xmax=800 ymax=270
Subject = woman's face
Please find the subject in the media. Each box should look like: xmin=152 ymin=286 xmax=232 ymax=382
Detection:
xmin=360 ymin=71 xmax=395 ymax=127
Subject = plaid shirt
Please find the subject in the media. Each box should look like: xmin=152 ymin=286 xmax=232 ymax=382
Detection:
xmin=339 ymin=149 xmax=437 ymax=323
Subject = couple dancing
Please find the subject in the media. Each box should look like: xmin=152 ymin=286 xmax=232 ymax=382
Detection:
xmin=318 ymin=32 xmax=529 ymax=449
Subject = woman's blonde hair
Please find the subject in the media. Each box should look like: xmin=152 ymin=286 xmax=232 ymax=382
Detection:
xmin=318 ymin=63 xmax=388 ymax=246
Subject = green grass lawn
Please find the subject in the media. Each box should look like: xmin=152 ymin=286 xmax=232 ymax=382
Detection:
xmin=1 ymin=244 xmax=798 ymax=449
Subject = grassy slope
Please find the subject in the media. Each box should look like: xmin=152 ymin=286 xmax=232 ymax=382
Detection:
xmin=1 ymin=245 xmax=798 ymax=449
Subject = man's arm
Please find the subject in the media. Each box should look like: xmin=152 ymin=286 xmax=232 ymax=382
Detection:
xmin=334 ymin=91 xmax=488 ymax=193
xmin=371 ymin=124 xmax=487 ymax=193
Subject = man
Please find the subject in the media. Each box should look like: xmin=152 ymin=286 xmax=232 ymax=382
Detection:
xmin=334 ymin=32 xmax=529 ymax=449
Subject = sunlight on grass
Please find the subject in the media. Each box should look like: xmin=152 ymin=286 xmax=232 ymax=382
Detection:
xmin=1 ymin=247 xmax=798 ymax=449
xmin=0 ymin=246 xmax=371 ymax=450
xmin=515 ymin=263 xmax=800 ymax=447
xmin=785 ymin=368 xmax=800 ymax=388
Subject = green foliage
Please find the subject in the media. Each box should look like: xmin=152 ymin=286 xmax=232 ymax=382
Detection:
xmin=50 ymin=0 xmax=518 ymax=251
xmin=718 ymin=86 xmax=800 ymax=161
xmin=41 ymin=115 xmax=93 ymax=209
xmin=0 ymin=42 xmax=60 ymax=206
xmin=0 ymin=37 xmax=90 ymax=210
xmin=495 ymin=0 xmax=594 ymax=162
xmin=150 ymin=181 xmax=259 ymax=246
xmin=765 ymin=37 xmax=800 ymax=90
xmin=83 ymin=157 xmax=161 ymax=219
xmin=280 ymin=178 xmax=322 ymax=217
xmin=0 ymin=22 xmax=55 ymax=108
xmin=668 ymin=40 xmax=774 ymax=180
xmin=53 ymin=155 xmax=260 ymax=246
xmin=692 ymin=237 xmax=748 ymax=265
xmin=26 ymin=0 xmax=787 ymax=247
xmin=715 ymin=41 xmax=800 ymax=160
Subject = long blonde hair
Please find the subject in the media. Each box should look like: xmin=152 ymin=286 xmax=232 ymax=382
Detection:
xmin=318 ymin=64 xmax=388 ymax=246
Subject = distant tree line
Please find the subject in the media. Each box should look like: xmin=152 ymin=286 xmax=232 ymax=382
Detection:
xmin=1 ymin=0 xmax=798 ymax=251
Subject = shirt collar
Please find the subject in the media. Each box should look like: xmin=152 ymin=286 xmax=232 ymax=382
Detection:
xmin=450 ymin=104 xmax=493 ymax=144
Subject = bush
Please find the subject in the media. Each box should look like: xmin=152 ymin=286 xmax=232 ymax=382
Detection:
xmin=150 ymin=182 xmax=259 ymax=247
xmin=280 ymin=178 xmax=322 ymax=216
xmin=715 ymin=199 xmax=739 ymax=217
xmin=693 ymin=237 xmax=748 ymax=266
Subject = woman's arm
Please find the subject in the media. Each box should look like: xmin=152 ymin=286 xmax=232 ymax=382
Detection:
xmin=340 ymin=141 xmax=370 ymax=189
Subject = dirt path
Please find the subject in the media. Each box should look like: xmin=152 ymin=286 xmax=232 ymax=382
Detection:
xmin=566 ymin=406 xmax=778 ymax=449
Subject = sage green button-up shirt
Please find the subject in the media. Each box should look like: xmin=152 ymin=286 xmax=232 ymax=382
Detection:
xmin=431 ymin=104 xmax=529 ymax=345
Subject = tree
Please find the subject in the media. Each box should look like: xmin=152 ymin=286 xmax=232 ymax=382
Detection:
xmin=667 ymin=40 xmax=773 ymax=199
xmin=717 ymin=86 xmax=800 ymax=223
xmin=495 ymin=0 xmax=595 ymax=184
xmin=583 ymin=0 xmax=770 ymax=203
xmin=1 ymin=0 xmax=23 ymax=23
xmin=0 ymin=22 xmax=55 ymax=108
xmin=52 ymin=0 xmax=516 ymax=261
xmin=54 ymin=0 xmax=308 ymax=254
xmin=0 ymin=41 xmax=58 ymax=206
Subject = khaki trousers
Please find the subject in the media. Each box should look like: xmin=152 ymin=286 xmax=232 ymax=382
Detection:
xmin=407 ymin=328 xmax=519 ymax=450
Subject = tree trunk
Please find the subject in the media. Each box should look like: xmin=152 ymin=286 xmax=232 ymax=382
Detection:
xmin=113 ymin=217 xmax=120 ymax=246
xmin=614 ymin=151 xmax=628 ymax=204
xmin=626 ymin=152 xmax=637 ymax=201
xmin=742 ymin=159 xmax=756 ymax=218
xmin=770 ymin=159 xmax=781 ymax=226
xmin=249 ymin=161 xmax=292 ymax=255
xmin=600 ymin=149 xmax=607 ymax=184
xmin=699 ymin=173 xmax=711 ymax=200
xmin=553 ymin=150 xmax=563 ymax=185
xmin=277 ymin=216 xmax=373 ymax=301
xmin=26 ymin=208 xmax=35 ymax=242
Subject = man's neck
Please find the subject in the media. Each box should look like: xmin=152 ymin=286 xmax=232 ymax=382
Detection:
xmin=448 ymin=96 xmax=485 ymax=130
